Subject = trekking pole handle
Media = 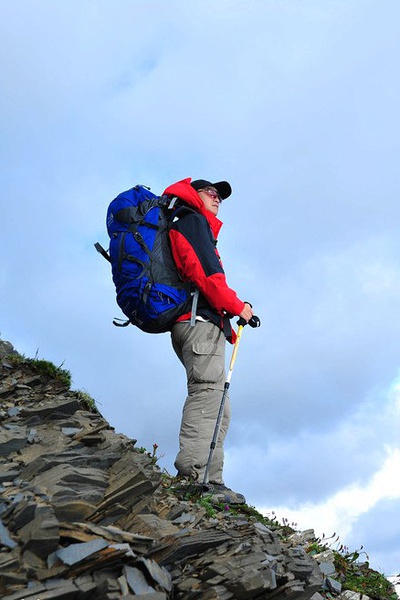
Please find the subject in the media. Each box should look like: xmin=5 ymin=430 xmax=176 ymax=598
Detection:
xmin=237 ymin=313 xmax=261 ymax=328
xmin=237 ymin=301 xmax=260 ymax=328
xmin=249 ymin=315 xmax=261 ymax=328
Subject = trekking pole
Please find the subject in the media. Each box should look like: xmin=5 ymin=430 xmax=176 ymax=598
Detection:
xmin=202 ymin=314 xmax=261 ymax=492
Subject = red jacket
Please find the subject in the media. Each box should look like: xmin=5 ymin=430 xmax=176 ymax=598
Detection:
xmin=163 ymin=178 xmax=245 ymax=336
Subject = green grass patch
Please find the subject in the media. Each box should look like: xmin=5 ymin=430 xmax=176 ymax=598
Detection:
xmin=73 ymin=389 xmax=99 ymax=413
xmin=7 ymin=353 xmax=72 ymax=387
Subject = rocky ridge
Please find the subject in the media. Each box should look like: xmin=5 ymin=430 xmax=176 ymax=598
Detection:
xmin=0 ymin=338 xmax=397 ymax=600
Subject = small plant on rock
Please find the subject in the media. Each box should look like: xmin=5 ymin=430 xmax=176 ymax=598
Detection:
xmin=334 ymin=548 xmax=397 ymax=600
xmin=137 ymin=443 xmax=163 ymax=465
xmin=196 ymin=495 xmax=218 ymax=518
xmin=74 ymin=389 xmax=99 ymax=413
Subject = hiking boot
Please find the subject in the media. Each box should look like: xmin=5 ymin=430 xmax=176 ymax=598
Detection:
xmin=207 ymin=483 xmax=246 ymax=505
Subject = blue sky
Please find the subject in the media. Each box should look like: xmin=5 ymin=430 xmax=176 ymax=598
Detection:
xmin=1 ymin=0 xmax=400 ymax=577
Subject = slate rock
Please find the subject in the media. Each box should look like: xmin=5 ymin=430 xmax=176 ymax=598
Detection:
xmin=324 ymin=576 xmax=342 ymax=594
xmin=1 ymin=336 xmax=360 ymax=600
xmin=0 ymin=339 xmax=18 ymax=358
xmin=48 ymin=538 xmax=109 ymax=567
xmin=19 ymin=504 xmax=59 ymax=559
xmin=138 ymin=556 xmax=173 ymax=592
xmin=7 ymin=499 xmax=37 ymax=531
xmin=287 ymin=546 xmax=323 ymax=581
xmin=340 ymin=591 xmax=371 ymax=600
xmin=32 ymin=463 xmax=108 ymax=505
xmin=133 ymin=594 xmax=168 ymax=600
xmin=319 ymin=561 xmax=336 ymax=576
xmin=20 ymin=398 xmax=80 ymax=420
xmin=0 ymin=469 xmax=20 ymax=483
xmin=54 ymin=499 xmax=97 ymax=522
xmin=0 ymin=517 xmax=18 ymax=549
xmin=124 ymin=564 xmax=156 ymax=594
xmin=0 ymin=430 xmax=28 ymax=457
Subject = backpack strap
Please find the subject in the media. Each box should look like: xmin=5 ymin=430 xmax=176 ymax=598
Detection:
xmin=112 ymin=317 xmax=131 ymax=327
xmin=94 ymin=242 xmax=111 ymax=263
xmin=164 ymin=199 xmax=200 ymax=327
xmin=190 ymin=289 xmax=199 ymax=327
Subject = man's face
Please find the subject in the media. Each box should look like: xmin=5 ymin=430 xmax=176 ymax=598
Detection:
xmin=197 ymin=186 xmax=221 ymax=216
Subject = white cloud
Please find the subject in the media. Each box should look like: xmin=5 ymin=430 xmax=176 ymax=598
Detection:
xmin=251 ymin=373 xmax=400 ymax=571
xmin=257 ymin=446 xmax=400 ymax=568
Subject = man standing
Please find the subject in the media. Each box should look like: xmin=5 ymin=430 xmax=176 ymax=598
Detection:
xmin=162 ymin=177 xmax=253 ymax=504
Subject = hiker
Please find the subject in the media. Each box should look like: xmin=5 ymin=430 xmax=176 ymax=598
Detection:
xmin=162 ymin=178 xmax=254 ymax=504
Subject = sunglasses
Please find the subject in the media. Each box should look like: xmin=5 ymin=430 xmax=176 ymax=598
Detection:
xmin=198 ymin=187 xmax=222 ymax=201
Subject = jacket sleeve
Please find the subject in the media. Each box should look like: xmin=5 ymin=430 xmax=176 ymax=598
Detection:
xmin=169 ymin=211 xmax=245 ymax=317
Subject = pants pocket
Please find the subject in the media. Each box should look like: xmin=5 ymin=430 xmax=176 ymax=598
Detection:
xmin=192 ymin=342 xmax=224 ymax=383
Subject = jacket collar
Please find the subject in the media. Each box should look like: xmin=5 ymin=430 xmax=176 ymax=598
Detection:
xmin=163 ymin=177 xmax=223 ymax=238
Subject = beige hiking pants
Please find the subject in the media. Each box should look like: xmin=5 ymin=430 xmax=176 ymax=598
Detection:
xmin=171 ymin=320 xmax=230 ymax=484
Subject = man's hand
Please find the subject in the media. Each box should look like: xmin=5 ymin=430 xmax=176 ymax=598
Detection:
xmin=239 ymin=302 xmax=254 ymax=323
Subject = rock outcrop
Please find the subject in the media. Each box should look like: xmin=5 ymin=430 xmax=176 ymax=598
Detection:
xmin=0 ymin=338 xmax=395 ymax=600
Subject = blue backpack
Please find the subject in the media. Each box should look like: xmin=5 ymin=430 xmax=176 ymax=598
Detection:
xmin=95 ymin=184 xmax=195 ymax=333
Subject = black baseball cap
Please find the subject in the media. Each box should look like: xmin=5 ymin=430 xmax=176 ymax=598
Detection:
xmin=191 ymin=179 xmax=232 ymax=200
